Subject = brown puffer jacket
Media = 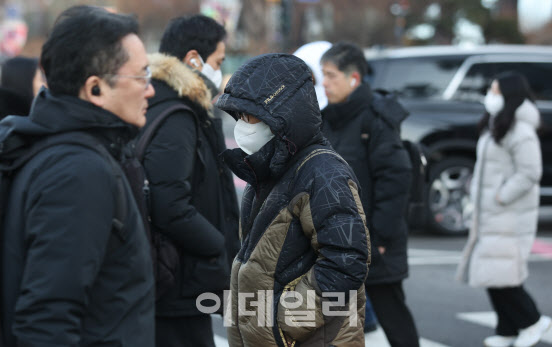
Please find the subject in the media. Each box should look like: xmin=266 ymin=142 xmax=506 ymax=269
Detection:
xmin=217 ymin=53 xmax=370 ymax=347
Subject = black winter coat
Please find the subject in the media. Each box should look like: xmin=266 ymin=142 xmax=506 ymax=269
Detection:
xmin=142 ymin=54 xmax=240 ymax=316
xmin=216 ymin=54 xmax=370 ymax=347
xmin=0 ymin=90 xmax=155 ymax=346
xmin=322 ymin=83 xmax=412 ymax=285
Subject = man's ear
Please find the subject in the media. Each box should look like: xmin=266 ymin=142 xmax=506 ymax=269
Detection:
xmin=79 ymin=75 xmax=107 ymax=107
xmin=350 ymin=71 xmax=361 ymax=88
xmin=183 ymin=50 xmax=202 ymax=70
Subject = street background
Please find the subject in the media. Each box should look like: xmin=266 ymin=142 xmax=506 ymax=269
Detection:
xmin=2 ymin=0 xmax=552 ymax=70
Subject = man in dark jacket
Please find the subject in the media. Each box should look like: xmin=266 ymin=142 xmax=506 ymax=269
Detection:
xmin=215 ymin=53 xmax=370 ymax=347
xmin=139 ymin=15 xmax=239 ymax=347
xmin=321 ymin=42 xmax=419 ymax=347
xmin=0 ymin=6 xmax=155 ymax=347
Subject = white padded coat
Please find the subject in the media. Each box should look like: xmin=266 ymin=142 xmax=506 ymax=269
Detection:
xmin=456 ymin=99 xmax=542 ymax=288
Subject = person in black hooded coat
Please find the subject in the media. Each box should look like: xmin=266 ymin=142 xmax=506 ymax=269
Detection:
xmin=320 ymin=42 xmax=419 ymax=347
xmin=216 ymin=53 xmax=370 ymax=347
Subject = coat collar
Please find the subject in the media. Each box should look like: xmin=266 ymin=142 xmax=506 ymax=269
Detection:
xmin=148 ymin=53 xmax=213 ymax=112
xmin=322 ymin=83 xmax=373 ymax=130
xmin=0 ymin=88 xmax=137 ymax=156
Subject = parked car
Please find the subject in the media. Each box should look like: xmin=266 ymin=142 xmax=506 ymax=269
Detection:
xmin=365 ymin=45 xmax=552 ymax=235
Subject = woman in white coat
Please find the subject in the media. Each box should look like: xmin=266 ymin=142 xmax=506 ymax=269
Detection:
xmin=456 ymin=71 xmax=550 ymax=347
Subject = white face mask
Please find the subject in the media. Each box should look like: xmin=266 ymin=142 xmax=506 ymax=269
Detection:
xmin=202 ymin=62 xmax=223 ymax=89
xmin=484 ymin=92 xmax=504 ymax=117
xmin=197 ymin=55 xmax=223 ymax=89
xmin=234 ymin=119 xmax=275 ymax=155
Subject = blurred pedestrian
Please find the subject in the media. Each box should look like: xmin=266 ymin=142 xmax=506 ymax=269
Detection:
xmin=0 ymin=6 xmax=155 ymax=346
xmin=294 ymin=40 xmax=379 ymax=333
xmin=138 ymin=15 xmax=239 ymax=347
xmin=0 ymin=56 xmax=46 ymax=119
xmin=216 ymin=53 xmax=370 ymax=347
xmin=320 ymin=41 xmax=419 ymax=347
xmin=457 ymin=71 xmax=551 ymax=347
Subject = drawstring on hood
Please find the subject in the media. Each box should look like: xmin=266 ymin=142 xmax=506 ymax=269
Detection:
xmin=278 ymin=133 xmax=298 ymax=156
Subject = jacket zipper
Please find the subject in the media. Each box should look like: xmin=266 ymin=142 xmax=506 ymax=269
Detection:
xmin=278 ymin=274 xmax=307 ymax=347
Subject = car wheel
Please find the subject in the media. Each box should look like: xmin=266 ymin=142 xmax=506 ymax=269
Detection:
xmin=426 ymin=157 xmax=474 ymax=235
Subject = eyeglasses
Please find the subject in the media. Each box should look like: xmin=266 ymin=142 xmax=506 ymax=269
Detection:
xmin=105 ymin=66 xmax=152 ymax=90
xmin=238 ymin=112 xmax=251 ymax=123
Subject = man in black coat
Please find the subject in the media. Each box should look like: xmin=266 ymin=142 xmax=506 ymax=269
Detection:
xmin=138 ymin=15 xmax=240 ymax=347
xmin=321 ymin=42 xmax=420 ymax=347
xmin=0 ymin=6 xmax=155 ymax=346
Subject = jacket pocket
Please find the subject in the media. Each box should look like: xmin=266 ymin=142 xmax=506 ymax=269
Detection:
xmin=277 ymin=272 xmax=324 ymax=345
xmin=277 ymin=278 xmax=301 ymax=347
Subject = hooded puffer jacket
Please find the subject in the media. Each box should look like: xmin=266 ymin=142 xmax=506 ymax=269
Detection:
xmin=456 ymin=99 xmax=542 ymax=288
xmin=216 ymin=54 xmax=370 ymax=347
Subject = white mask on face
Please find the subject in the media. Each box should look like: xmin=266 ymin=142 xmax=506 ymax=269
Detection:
xmin=197 ymin=55 xmax=223 ymax=89
xmin=234 ymin=119 xmax=275 ymax=155
xmin=202 ymin=62 xmax=223 ymax=89
xmin=484 ymin=92 xmax=504 ymax=117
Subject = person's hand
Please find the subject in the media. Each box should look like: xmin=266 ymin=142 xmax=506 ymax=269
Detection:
xmin=378 ymin=246 xmax=386 ymax=255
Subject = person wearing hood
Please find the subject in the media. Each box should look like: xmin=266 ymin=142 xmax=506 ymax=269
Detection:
xmin=137 ymin=14 xmax=239 ymax=347
xmin=215 ymin=53 xmax=370 ymax=347
xmin=320 ymin=42 xmax=419 ymax=347
xmin=456 ymin=71 xmax=551 ymax=347
xmin=0 ymin=6 xmax=155 ymax=346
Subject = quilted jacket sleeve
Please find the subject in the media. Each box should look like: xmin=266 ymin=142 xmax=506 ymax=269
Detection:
xmin=367 ymin=118 xmax=412 ymax=245
xmin=278 ymin=153 xmax=370 ymax=342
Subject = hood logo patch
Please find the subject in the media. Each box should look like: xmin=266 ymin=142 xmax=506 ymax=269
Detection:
xmin=264 ymin=85 xmax=285 ymax=105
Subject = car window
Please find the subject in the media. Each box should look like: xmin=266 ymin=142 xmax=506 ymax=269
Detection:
xmin=453 ymin=62 xmax=552 ymax=102
xmin=374 ymin=57 xmax=465 ymax=99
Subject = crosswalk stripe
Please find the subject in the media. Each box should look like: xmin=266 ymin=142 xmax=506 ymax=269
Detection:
xmin=214 ymin=335 xmax=228 ymax=347
xmin=457 ymin=311 xmax=552 ymax=344
xmin=408 ymin=246 xmax=552 ymax=266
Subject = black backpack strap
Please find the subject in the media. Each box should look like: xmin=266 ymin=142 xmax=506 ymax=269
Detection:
xmin=135 ymin=104 xmax=196 ymax=162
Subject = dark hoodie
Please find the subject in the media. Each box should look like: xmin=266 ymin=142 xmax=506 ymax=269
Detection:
xmin=0 ymin=89 xmax=154 ymax=347
xmin=322 ymin=83 xmax=412 ymax=285
xmin=216 ymin=54 xmax=370 ymax=347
